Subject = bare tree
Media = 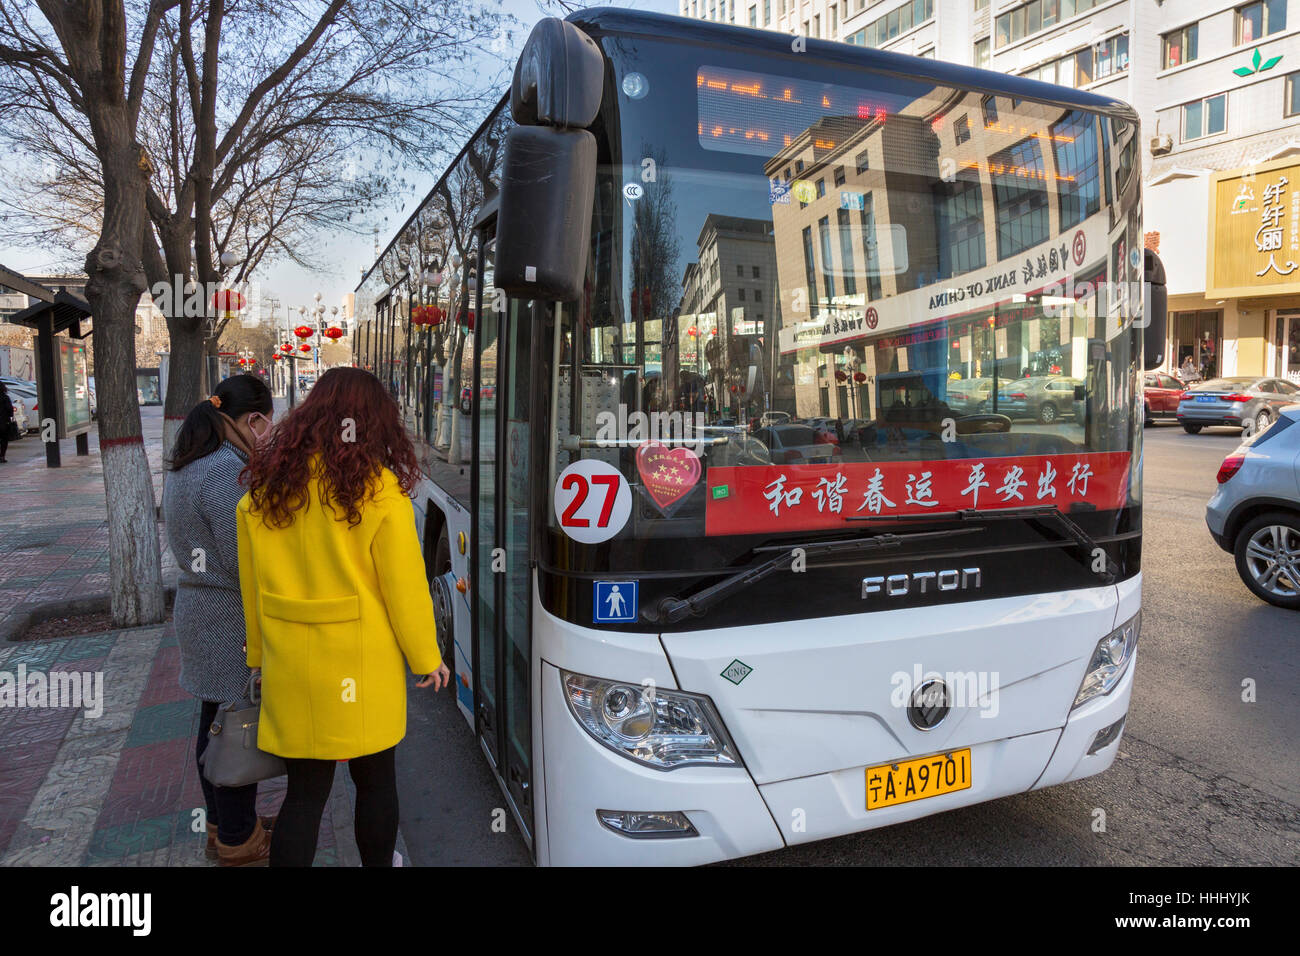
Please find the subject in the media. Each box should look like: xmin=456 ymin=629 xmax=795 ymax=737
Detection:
xmin=0 ymin=0 xmax=179 ymax=626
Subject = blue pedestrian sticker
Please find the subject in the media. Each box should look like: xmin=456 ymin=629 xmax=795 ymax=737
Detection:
xmin=594 ymin=581 xmax=638 ymax=623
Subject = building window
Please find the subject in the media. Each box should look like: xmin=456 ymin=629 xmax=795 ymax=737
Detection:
xmin=1183 ymin=93 xmax=1227 ymax=141
xmin=1236 ymin=0 xmax=1287 ymax=44
xmin=816 ymin=178 xmax=826 ymax=198
xmin=855 ymin=149 xmax=869 ymax=173
xmin=763 ymin=0 xmax=771 ymax=24
xmin=982 ymin=95 xmax=998 ymax=125
xmin=814 ymin=14 xmax=821 ymax=37
xmin=1163 ymin=24 xmax=1198 ymax=69
xmin=737 ymin=264 xmax=745 ymax=277
xmin=953 ymin=114 xmax=971 ymax=145
xmin=837 ymin=207 xmax=858 ymax=296
xmin=934 ymin=174 xmax=987 ymax=280
xmin=996 ymin=0 xmax=1104 ymax=49
xmin=1287 ymin=71 xmax=1300 ymax=116
xmin=974 ymin=37 xmax=990 ymax=70
xmin=833 ymin=165 xmax=846 ymax=186
xmin=991 ymin=137 xmax=1050 ymax=259
xmin=818 ymin=216 xmax=836 ymax=302
xmin=1095 ymin=34 xmax=1129 ymax=79
xmin=749 ymin=4 xmax=757 ymax=26
xmin=752 ymin=265 xmax=761 ymax=278
xmin=754 ymin=288 xmax=762 ymax=301
xmin=1053 ymin=110 xmax=1100 ymax=229
xmin=859 ymin=193 xmax=882 ymax=301
xmin=857 ymin=0 xmax=933 ymax=47
xmin=737 ymin=287 xmax=746 ymax=301
xmin=795 ymin=159 xmax=804 ymax=173
xmin=975 ymin=0 xmax=988 ymax=9
xmin=802 ymin=226 xmax=819 ymax=317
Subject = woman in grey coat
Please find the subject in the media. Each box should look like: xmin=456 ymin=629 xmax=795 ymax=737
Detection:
xmin=163 ymin=373 xmax=275 ymax=866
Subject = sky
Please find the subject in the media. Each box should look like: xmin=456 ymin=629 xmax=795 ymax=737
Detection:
xmin=0 ymin=0 xmax=674 ymax=328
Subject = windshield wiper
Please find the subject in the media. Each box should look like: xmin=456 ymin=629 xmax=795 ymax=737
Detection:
xmin=642 ymin=526 xmax=984 ymax=625
xmin=847 ymin=505 xmax=1120 ymax=582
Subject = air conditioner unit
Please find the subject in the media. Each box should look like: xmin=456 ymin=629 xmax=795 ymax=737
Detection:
xmin=1150 ymin=134 xmax=1173 ymax=155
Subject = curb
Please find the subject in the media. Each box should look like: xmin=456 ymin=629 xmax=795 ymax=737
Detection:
xmin=0 ymin=583 xmax=178 ymax=643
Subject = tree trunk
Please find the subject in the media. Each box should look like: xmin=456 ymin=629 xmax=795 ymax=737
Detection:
xmin=162 ymin=317 xmax=205 ymax=462
xmin=84 ymin=160 xmax=165 ymax=628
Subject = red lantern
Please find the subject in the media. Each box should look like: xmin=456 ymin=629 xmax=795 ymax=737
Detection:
xmin=854 ymin=371 xmax=867 ymax=384
xmin=294 ymin=325 xmax=314 ymax=339
xmin=211 ymin=289 xmax=245 ymax=316
xmin=835 ymin=369 xmax=848 ymax=382
xmin=687 ymin=326 xmax=699 ymax=338
xmin=280 ymin=343 xmax=292 ymax=353
xmin=324 ymin=326 xmax=344 ymax=340
xmin=300 ymin=343 xmax=311 ymax=353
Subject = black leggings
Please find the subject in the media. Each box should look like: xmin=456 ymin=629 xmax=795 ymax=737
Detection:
xmin=269 ymin=747 xmax=398 ymax=867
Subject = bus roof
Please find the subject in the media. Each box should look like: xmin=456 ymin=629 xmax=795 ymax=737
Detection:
xmin=568 ymin=7 xmax=1139 ymax=124
xmin=357 ymin=7 xmax=1140 ymax=294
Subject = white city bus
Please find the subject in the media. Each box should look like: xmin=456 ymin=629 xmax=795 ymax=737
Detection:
xmin=353 ymin=8 xmax=1167 ymax=865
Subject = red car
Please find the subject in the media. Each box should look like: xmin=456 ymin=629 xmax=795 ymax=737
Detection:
xmin=1143 ymin=372 xmax=1185 ymax=424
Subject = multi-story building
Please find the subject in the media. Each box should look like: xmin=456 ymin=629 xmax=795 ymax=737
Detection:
xmin=683 ymin=0 xmax=1300 ymax=381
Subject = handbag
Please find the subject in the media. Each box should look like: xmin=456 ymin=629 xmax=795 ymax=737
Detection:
xmin=4 ymin=420 xmax=18 ymax=442
xmin=200 ymin=674 xmax=286 ymax=787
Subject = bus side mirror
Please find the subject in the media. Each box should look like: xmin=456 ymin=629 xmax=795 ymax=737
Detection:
xmin=1144 ymin=249 xmax=1167 ymax=371
xmin=495 ymin=126 xmax=596 ymax=301
xmin=496 ymin=17 xmax=603 ymax=302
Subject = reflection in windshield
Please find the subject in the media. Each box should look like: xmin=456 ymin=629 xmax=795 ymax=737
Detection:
xmin=553 ymin=48 xmax=1143 ymax=539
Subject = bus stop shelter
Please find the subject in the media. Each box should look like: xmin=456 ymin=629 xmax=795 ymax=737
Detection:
xmin=8 ymin=287 xmax=93 ymax=468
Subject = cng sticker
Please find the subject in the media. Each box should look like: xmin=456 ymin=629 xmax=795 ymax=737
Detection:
xmin=554 ymin=459 xmax=632 ymax=544
xmin=721 ymin=659 xmax=753 ymax=685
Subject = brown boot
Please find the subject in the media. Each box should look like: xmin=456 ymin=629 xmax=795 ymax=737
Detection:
xmin=207 ymin=815 xmax=274 ymax=860
xmin=216 ymin=822 xmax=271 ymax=867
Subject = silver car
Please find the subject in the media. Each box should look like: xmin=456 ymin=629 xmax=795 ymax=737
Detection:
xmin=1205 ymin=406 xmax=1300 ymax=609
xmin=1177 ymin=376 xmax=1300 ymax=434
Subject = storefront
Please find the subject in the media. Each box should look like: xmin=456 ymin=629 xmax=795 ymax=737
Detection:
xmin=1198 ymin=156 xmax=1300 ymax=383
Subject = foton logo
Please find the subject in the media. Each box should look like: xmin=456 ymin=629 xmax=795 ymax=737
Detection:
xmin=862 ymin=568 xmax=981 ymax=599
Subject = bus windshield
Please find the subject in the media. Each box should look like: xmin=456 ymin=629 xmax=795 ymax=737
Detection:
xmin=549 ymin=32 xmax=1143 ymax=563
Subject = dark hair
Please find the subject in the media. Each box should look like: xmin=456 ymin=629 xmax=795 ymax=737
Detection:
xmin=167 ymin=373 xmax=273 ymax=471
xmin=244 ymin=367 xmax=419 ymax=528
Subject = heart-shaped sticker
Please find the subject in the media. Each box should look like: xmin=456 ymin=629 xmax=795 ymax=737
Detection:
xmin=636 ymin=442 xmax=702 ymax=514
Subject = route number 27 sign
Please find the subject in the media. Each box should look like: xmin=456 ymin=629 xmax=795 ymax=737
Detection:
xmin=553 ymin=460 xmax=632 ymax=544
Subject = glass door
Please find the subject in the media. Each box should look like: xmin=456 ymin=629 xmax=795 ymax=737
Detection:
xmin=470 ymin=221 xmax=534 ymax=840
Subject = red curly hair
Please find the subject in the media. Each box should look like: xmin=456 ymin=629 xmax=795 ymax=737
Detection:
xmin=244 ymin=367 xmax=420 ymax=528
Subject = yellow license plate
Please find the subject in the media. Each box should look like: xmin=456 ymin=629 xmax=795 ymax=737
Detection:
xmin=865 ymin=749 xmax=972 ymax=810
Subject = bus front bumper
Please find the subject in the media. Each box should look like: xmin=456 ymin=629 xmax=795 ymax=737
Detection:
xmin=539 ymin=652 xmax=1135 ymax=864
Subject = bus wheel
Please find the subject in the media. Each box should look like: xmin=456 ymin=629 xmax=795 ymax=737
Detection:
xmin=430 ymin=528 xmax=456 ymax=680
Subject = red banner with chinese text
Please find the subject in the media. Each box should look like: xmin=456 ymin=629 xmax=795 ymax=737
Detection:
xmin=705 ymin=452 xmax=1133 ymax=536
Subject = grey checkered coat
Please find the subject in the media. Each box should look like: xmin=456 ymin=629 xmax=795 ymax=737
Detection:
xmin=163 ymin=441 xmax=254 ymax=703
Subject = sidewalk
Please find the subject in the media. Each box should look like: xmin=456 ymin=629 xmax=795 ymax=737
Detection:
xmin=0 ymin=399 xmax=393 ymax=866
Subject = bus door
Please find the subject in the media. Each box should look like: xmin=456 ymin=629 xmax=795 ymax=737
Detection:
xmin=470 ymin=217 xmax=534 ymax=842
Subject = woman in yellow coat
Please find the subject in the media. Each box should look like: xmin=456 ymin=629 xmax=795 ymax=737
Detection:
xmin=237 ymin=367 xmax=448 ymax=867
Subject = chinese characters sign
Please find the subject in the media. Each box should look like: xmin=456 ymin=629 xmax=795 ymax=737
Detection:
xmin=1209 ymin=159 xmax=1300 ymax=297
xmin=704 ymin=452 xmax=1132 ymax=536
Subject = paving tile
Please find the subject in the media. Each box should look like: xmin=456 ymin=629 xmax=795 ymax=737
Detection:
xmin=124 ymin=699 xmax=197 ymax=749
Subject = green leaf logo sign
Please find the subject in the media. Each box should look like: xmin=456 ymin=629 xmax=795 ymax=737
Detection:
xmin=1234 ymin=47 xmax=1282 ymax=77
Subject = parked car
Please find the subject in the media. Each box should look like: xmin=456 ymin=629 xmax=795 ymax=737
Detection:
xmin=1177 ymin=377 xmax=1300 ymax=434
xmin=3 ymin=379 xmax=38 ymax=433
xmin=1206 ymin=407 xmax=1300 ymax=609
xmin=985 ymin=375 xmax=1082 ymax=424
xmin=1143 ymin=372 xmax=1185 ymax=425
xmin=750 ymin=423 xmax=839 ymax=464
xmin=945 ymin=377 xmax=994 ymax=415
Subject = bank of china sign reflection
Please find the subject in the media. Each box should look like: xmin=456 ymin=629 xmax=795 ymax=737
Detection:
xmin=1208 ymin=157 xmax=1300 ymax=297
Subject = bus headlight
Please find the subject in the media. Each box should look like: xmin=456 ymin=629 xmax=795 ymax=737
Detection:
xmin=562 ymin=671 xmax=741 ymax=770
xmin=1072 ymin=612 xmax=1140 ymax=709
